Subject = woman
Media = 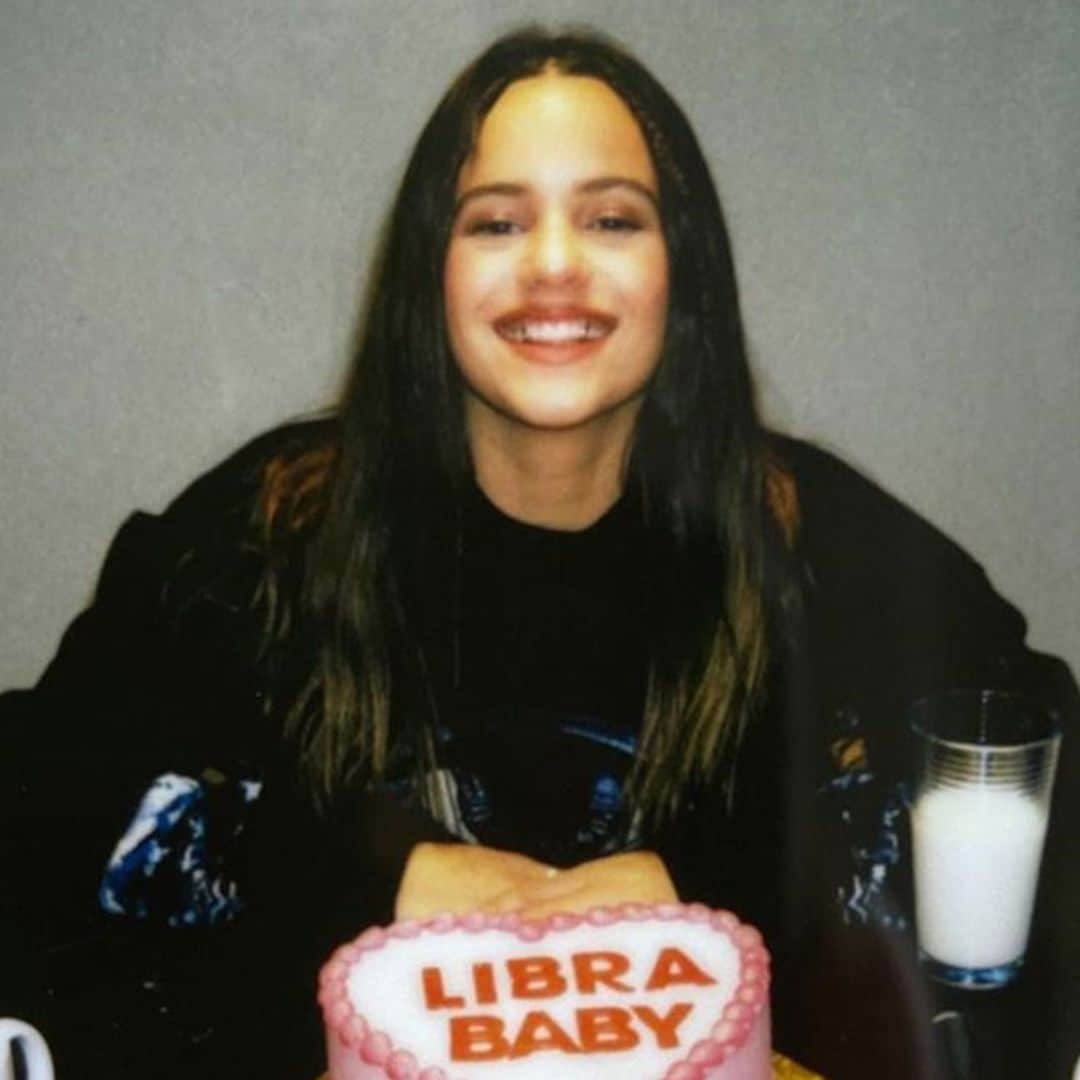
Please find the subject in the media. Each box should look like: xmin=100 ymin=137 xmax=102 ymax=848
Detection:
xmin=267 ymin=28 xmax=781 ymax=924
xmin=2 ymin=27 xmax=1076 ymax=1080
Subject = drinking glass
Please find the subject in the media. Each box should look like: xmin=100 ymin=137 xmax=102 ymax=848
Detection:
xmin=908 ymin=690 xmax=1061 ymax=988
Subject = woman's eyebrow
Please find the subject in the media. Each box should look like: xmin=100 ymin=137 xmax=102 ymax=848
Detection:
xmin=577 ymin=176 xmax=659 ymax=209
xmin=454 ymin=182 xmax=527 ymax=213
xmin=455 ymin=176 xmax=658 ymax=215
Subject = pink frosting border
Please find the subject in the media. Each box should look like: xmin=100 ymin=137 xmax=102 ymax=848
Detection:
xmin=318 ymin=901 xmax=771 ymax=1080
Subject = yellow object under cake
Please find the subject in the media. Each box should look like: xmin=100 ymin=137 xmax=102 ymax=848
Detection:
xmin=772 ymin=1051 xmax=825 ymax=1078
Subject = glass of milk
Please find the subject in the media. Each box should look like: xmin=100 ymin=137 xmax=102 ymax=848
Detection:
xmin=909 ymin=690 xmax=1061 ymax=989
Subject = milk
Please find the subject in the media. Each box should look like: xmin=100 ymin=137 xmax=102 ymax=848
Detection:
xmin=911 ymin=785 xmax=1049 ymax=969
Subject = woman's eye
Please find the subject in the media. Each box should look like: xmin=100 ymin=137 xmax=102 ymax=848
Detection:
xmin=590 ymin=214 xmax=643 ymax=233
xmin=464 ymin=218 xmax=520 ymax=237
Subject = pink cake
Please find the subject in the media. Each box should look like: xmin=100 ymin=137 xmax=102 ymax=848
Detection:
xmin=319 ymin=902 xmax=771 ymax=1079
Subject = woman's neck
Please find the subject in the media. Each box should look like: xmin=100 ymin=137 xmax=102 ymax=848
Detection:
xmin=466 ymin=410 xmax=635 ymax=532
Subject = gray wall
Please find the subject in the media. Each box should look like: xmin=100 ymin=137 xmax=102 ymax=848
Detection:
xmin=2 ymin=0 xmax=1077 ymax=687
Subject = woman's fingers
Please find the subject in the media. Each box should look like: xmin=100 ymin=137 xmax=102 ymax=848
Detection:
xmin=394 ymin=842 xmax=558 ymax=919
xmin=483 ymin=870 xmax=583 ymax=914
xmin=394 ymin=845 xmax=677 ymax=923
xmin=495 ymin=849 xmax=559 ymax=881
xmin=487 ymin=851 xmax=679 ymax=919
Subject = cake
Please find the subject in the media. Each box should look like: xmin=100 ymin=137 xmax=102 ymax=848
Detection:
xmin=319 ymin=902 xmax=771 ymax=1079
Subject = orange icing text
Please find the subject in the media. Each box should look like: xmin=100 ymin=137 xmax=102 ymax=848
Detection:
xmin=420 ymin=946 xmax=716 ymax=1062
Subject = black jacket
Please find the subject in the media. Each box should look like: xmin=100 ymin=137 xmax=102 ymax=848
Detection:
xmin=2 ymin=421 xmax=1076 ymax=1079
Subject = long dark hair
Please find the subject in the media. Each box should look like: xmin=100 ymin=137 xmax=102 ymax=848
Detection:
xmin=260 ymin=26 xmax=789 ymax=825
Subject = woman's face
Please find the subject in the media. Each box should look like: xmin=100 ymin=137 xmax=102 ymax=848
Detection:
xmin=444 ymin=73 xmax=669 ymax=443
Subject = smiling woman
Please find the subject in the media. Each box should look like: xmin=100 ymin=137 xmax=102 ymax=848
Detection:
xmin=1 ymin=24 xmax=1077 ymax=1080
xmin=446 ymin=73 xmax=669 ymax=529
xmin=446 ymin=74 xmax=668 ymax=470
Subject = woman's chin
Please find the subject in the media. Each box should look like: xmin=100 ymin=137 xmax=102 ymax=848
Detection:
xmin=486 ymin=399 xmax=639 ymax=439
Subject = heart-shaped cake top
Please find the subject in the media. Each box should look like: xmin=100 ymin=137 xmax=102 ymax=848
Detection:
xmin=320 ymin=902 xmax=771 ymax=1080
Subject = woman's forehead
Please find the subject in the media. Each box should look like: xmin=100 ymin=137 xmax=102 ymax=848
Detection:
xmin=457 ymin=72 xmax=658 ymax=196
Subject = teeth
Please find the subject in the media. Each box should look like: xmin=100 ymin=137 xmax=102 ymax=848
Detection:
xmin=501 ymin=319 xmax=607 ymax=343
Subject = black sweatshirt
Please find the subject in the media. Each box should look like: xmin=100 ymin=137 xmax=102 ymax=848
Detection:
xmin=2 ymin=420 xmax=1076 ymax=1079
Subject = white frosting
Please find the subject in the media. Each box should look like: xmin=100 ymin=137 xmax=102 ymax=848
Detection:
xmin=343 ymin=919 xmax=746 ymax=1079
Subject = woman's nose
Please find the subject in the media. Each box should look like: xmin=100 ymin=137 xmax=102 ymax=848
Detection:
xmin=522 ymin=213 xmax=584 ymax=287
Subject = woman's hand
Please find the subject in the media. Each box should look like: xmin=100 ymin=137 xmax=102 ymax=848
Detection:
xmin=394 ymin=842 xmax=556 ymax=920
xmin=491 ymin=850 xmax=678 ymax=920
xmin=395 ymin=844 xmax=678 ymax=922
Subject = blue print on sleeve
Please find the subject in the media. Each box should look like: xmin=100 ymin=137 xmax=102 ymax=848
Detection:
xmin=99 ymin=772 xmax=261 ymax=928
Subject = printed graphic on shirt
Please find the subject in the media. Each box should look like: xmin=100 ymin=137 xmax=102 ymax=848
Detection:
xmin=100 ymin=771 xmax=261 ymax=927
xmin=403 ymin=710 xmax=642 ymax=866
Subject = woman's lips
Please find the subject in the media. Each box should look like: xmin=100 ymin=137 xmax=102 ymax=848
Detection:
xmin=493 ymin=309 xmax=616 ymax=364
